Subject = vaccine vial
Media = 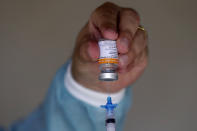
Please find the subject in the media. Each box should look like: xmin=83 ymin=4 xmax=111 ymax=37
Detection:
xmin=98 ymin=39 xmax=118 ymax=81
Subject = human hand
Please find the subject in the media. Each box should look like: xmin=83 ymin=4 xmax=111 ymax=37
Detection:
xmin=72 ymin=2 xmax=148 ymax=93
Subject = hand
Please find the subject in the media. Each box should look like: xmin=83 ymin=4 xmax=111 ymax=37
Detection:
xmin=72 ymin=2 xmax=148 ymax=93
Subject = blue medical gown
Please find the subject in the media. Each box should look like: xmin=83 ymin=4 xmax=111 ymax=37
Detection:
xmin=4 ymin=61 xmax=133 ymax=131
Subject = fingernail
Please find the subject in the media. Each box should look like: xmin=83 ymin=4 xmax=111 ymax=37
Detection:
xmin=119 ymin=55 xmax=129 ymax=68
xmin=102 ymin=29 xmax=118 ymax=40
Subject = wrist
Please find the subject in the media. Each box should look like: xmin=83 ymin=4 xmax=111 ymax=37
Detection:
xmin=65 ymin=63 xmax=126 ymax=107
xmin=71 ymin=67 xmax=103 ymax=92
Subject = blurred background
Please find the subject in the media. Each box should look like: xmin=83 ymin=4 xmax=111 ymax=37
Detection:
xmin=0 ymin=0 xmax=197 ymax=131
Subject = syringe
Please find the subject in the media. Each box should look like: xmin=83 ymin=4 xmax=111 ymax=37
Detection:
xmin=101 ymin=96 xmax=117 ymax=131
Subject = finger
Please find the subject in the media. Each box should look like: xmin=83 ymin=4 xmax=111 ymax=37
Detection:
xmin=118 ymin=29 xmax=147 ymax=70
xmin=117 ymin=8 xmax=140 ymax=54
xmin=131 ymin=29 xmax=147 ymax=56
xmin=89 ymin=2 xmax=121 ymax=40
xmin=79 ymin=36 xmax=99 ymax=62
xmin=87 ymin=41 xmax=99 ymax=61
xmin=117 ymin=48 xmax=148 ymax=87
xmin=134 ymin=46 xmax=148 ymax=65
xmin=126 ymin=52 xmax=148 ymax=84
xmin=73 ymin=23 xmax=99 ymax=62
xmin=127 ymin=47 xmax=148 ymax=73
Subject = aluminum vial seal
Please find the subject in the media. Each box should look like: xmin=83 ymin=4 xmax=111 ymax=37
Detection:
xmin=98 ymin=39 xmax=118 ymax=81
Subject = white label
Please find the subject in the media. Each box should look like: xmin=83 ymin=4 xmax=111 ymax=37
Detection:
xmin=98 ymin=40 xmax=118 ymax=59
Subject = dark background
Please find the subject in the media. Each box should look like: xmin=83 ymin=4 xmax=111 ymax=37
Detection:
xmin=0 ymin=0 xmax=197 ymax=131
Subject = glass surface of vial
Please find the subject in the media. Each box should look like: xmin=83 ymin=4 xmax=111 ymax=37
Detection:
xmin=98 ymin=39 xmax=118 ymax=81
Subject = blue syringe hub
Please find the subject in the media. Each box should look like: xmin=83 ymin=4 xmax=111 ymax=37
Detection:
xmin=101 ymin=96 xmax=117 ymax=114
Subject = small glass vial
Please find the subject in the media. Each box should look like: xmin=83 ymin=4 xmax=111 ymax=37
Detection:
xmin=98 ymin=39 xmax=118 ymax=81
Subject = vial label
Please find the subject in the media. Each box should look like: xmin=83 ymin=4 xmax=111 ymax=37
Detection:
xmin=99 ymin=40 xmax=118 ymax=58
xmin=98 ymin=40 xmax=118 ymax=64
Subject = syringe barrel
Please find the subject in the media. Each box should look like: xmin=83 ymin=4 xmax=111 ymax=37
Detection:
xmin=106 ymin=118 xmax=116 ymax=131
xmin=106 ymin=123 xmax=115 ymax=131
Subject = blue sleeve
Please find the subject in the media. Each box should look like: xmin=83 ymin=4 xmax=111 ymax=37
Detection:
xmin=5 ymin=61 xmax=133 ymax=131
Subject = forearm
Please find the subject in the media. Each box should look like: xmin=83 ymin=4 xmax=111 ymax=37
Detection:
xmin=8 ymin=60 xmax=133 ymax=131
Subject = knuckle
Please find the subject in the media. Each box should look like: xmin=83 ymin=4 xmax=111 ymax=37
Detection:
xmin=92 ymin=2 xmax=120 ymax=18
xmin=120 ymin=30 xmax=134 ymax=41
xmin=102 ymin=1 xmax=116 ymax=6
xmin=122 ymin=8 xmax=140 ymax=24
xmin=96 ymin=2 xmax=117 ymax=13
xmin=100 ymin=2 xmax=119 ymax=9
xmin=100 ymin=22 xmax=116 ymax=30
